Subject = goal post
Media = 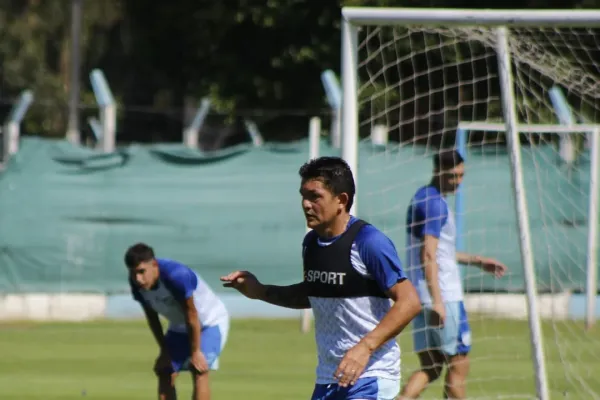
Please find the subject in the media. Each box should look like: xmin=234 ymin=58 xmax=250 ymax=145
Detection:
xmin=341 ymin=17 xmax=360 ymax=215
xmin=341 ymin=7 xmax=600 ymax=399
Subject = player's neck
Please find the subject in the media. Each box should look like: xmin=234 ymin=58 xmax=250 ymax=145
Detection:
xmin=316 ymin=214 xmax=351 ymax=238
xmin=429 ymin=179 xmax=447 ymax=196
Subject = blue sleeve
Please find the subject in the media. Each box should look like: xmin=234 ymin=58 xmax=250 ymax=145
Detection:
xmin=356 ymin=226 xmax=407 ymax=292
xmin=414 ymin=195 xmax=447 ymax=239
xmin=159 ymin=259 xmax=198 ymax=302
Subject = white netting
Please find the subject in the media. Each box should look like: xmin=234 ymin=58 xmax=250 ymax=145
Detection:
xmin=353 ymin=23 xmax=600 ymax=399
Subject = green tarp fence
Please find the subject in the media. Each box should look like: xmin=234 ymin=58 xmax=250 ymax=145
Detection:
xmin=0 ymin=137 xmax=595 ymax=295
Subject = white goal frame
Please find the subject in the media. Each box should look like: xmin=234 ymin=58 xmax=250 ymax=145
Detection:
xmin=341 ymin=7 xmax=600 ymax=400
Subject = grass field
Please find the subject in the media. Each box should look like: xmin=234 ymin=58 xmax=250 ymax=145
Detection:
xmin=0 ymin=317 xmax=599 ymax=399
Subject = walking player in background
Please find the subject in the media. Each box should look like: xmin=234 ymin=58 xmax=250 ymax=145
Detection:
xmin=400 ymin=149 xmax=507 ymax=399
xmin=125 ymin=243 xmax=230 ymax=400
xmin=221 ymin=156 xmax=421 ymax=400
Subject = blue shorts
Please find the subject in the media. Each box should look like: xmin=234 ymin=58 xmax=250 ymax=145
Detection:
xmin=311 ymin=377 xmax=399 ymax=400
xmin=163 ymin=323 xmax=227 ymax=373
xmin=412 ymin=301 xmax=471 ymax=356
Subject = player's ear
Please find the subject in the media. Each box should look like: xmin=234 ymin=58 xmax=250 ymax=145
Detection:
xmin=337 ymin=192 xmax=349 ymax=211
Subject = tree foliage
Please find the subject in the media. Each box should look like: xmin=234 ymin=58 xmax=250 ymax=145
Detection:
xmin=0 ymin=0 xmax=598 ymax=143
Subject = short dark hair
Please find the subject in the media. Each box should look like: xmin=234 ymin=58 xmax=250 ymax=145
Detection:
xmin=299 ymin=156 xmax=355 ymax=212
xmin=433 ymin=149 xmax=464 ymax=171
xmin=124 ymin=243 xmax=155 ymax=268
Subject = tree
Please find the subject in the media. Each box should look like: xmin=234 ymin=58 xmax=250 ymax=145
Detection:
xmin=3 ymin=0 xmax=600 ymax=143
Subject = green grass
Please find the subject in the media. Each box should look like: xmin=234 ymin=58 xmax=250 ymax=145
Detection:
xmin=0 ymin=317 xmax=599 ymax=399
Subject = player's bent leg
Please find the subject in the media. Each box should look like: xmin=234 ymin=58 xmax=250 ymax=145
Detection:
xmin=160 ymin=330 xmax=186 ymax=399
xmin=399 ymin=351 xmax=445 ymax=399
xmin=437 ymin=301 xmax=472 ymax=400
xmin=399 ymin=310 xmax=445 ymax=399
xmin=191 ymin=371 xmax=210 ymax=400
xmin=444 ymin=354 xmax=469 ymax=399
xmin=206 ymin=318 xmax=229 ymax=371
xmin=162 ymin=324 xmax=225 ymax=400
xmin=157 ymin=372 xmax=177 ymax=400
xmin=164 ymin=324 xmax=225 ymax=370
xmin=188 ymin=324 xmax=225 ymax=400
xmin=216 ymin=317 xmax=229 ymax=355
xmin=200 ymin=324 xmax=225 ymax=371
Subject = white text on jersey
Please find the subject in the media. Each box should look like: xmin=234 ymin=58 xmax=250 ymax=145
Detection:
xmin=305 ymin=270 xmax=346 ymax=285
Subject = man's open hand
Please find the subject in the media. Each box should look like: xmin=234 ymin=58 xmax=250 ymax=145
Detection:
xmin=220 ymin=270 xmax=264 ymax=299
xmin=334 ymin=341 xmax=372 ymax=387
xmin=429 ymin=303 xmax=446 ymax=327
xmin=480 ymin=258 xmax=508 ymax=278
xmin=190 ymin=350 xmax=209 ymax=375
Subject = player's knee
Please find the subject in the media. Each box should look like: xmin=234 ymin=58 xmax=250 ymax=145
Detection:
xmin=192 ymin=370 xmax=210 ymax=386
xmin=417 ymin=351 xmax=444 ymax=382
xmin=423 ymin=365 xmax=443 ymax=382
xmin=419 ymin=359 xmax=443 ymax=382
xmin=158 ymin=372 xmax=177 ymax=387
xmin=447 ymin=354 xmax=469 ymax=375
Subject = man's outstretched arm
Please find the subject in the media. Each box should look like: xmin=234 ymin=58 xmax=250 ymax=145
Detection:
xmin=221 ymin=271 xmax=311 ymax=309
xmin=457 ymin=251 xmax=508 ymax=278
xmin=457 ymin=251 xmax=484 ymax=266
xmin=259 ymin=282 xmax=311 ymax=309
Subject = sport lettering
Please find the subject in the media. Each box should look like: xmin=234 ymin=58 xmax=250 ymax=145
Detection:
xmin=305 ymin=270 xmax=346 ymax=285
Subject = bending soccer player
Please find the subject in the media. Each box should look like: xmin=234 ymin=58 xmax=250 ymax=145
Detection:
xmin=400 ymin=149 xmax=508 ymax=400
xmin=125 ymin=243 xmax=230 ymax=400
xmin=221 ymin=156 xmax=422 ymax=400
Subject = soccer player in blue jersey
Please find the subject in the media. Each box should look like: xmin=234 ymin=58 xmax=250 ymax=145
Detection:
xmin=125 ymin=243 xmax=230 ymax=400
xmin=221 ymin=156 xmax=422 ymax=400
xmin=400 ymin=149 xmax=507 ymax=399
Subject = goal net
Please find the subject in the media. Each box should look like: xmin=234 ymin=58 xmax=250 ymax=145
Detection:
xmin=343 ymin=8 xmax=600 ymax=399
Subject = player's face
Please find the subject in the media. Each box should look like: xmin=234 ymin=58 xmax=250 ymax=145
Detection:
xmin=440 ymin=163 xmax=465 ymax=193
xmin=130 ymin=260 xmax=159 ymax=290
xmin=300 ymin=179 xmax=345 ymax=230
